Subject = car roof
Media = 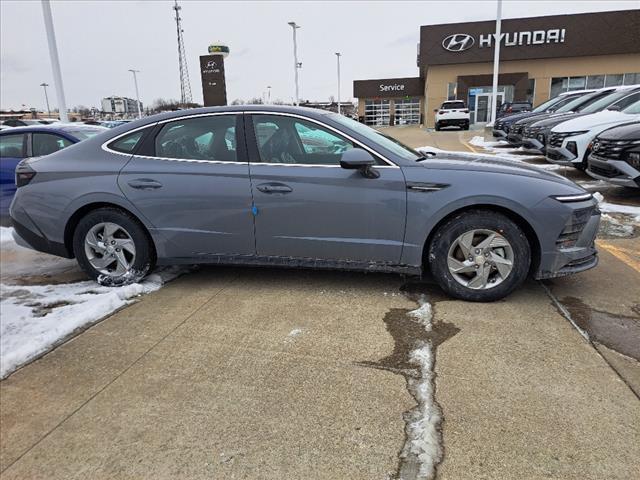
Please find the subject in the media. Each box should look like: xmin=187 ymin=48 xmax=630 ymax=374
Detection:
xmin=0 ymin=124 xmax=108 ymax=136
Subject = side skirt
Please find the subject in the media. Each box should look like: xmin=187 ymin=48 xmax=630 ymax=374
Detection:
xmin=156 ymin=253 xmax=423 ymax=276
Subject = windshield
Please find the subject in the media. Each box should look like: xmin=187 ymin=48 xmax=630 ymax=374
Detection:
xmin=532 ymin=96 xmax=569 ymax=113
xmin=546 ymin=94 xmax=586 ymax=112
xmin=622 ymin=100 xmax=640 ymax=114
xmin=61 ymin=127 xmax=107 ymax=140
xmin=580 ymin=90 xmax=637 ymax=113
xmin=555 ymin=92 xmax=604 ymax=113
xmin=327 ymin=113 xmax=421 ymax=161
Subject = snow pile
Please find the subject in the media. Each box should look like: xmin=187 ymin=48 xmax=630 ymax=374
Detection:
xmin=0 ymin=227 xmax=185 ymax=378
xmin=399 ymin=296 xmax=443 ymax=480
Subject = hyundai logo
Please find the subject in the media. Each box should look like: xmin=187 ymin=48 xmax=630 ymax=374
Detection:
xmin=442 ymin=34 xmax=475 ymax=52
xmin=592 ymin=141 xmax=600 ymax=152
xmin=206 ymin=60 xmax=217 ymax=69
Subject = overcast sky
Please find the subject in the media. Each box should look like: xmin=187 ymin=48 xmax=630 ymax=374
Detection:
xmin=1 ymin=0 xmax=637 ymax=110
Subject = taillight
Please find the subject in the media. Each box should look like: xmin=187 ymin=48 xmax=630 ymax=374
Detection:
xmin=15 ymin=162 xmax=36 ymax=187
xmin=438 ymin=110 xmax=445 ymax=114
xmin=462 ymin=109 xmax=469 ymax=113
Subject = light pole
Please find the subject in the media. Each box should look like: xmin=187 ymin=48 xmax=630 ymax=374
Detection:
xmin=128 ymin=69 xmax=142 ymax=119
xmin=267 ymin=85 xmax=271 ymax=104
xmin=41 ymin=0 xmax=68 ymax=122
xmin=335 ymin=52 xmax=341 ymax=114
xmin=488 ymin=0 xmax=502 ymax=125
xmin=288 ymin=21 xmax=301 ymax=106
xmin=40 ymin=82 xmax=51 ymax=117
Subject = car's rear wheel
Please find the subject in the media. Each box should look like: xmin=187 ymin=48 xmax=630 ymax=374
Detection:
xmin=73 ymin=208 xmax=155 ymax=285
xmin=435 ymin=122 xmax=441 ymax=131
xmin=428 ymin=210 xmax=530 ymax=301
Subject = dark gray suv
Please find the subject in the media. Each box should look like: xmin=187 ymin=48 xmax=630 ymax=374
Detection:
xmin=10 ymin=106 xmax=600 ymax=301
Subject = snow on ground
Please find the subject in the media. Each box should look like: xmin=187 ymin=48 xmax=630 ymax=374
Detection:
xmin=400 ymin=295 xmax=442 ymax=480
xmin=0 ymin=227 xmax=185 ymax=379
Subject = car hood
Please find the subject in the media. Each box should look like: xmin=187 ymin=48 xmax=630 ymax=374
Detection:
xmin=412 ymin=154 xmax=582 ymax=188
xmin=597 ymin=121 xmax=640 ymax=140
xmin=552 ymin=110 xmax=640 ymax=132
xmin=530 ymin=112 xmax=587 ymax=129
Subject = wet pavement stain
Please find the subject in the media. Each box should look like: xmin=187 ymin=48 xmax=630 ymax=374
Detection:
xmin=357 ymin=281 xmax=460 ymax=480
xmin=559 ymin=296 xmax=640 ymax=361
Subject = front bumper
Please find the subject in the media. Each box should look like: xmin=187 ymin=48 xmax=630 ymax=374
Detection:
xmin=506 ymin=133 xmax=523 ymax=146
xmin=521 ymin=136 xmax=544 ymax=152
xmin=586 ymin=155 xmax=640 ymax=188
xmin=545 ymin=146 xmax=576 ymax=166
xmin=536 ymin=204 xmax=601 ymax=279
xmin=492 ymin=129 xmax=507 ymax=139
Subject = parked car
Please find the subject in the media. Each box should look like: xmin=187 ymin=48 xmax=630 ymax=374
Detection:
xmin=496 ymin=101 xmax=532 ymax=119
xmin=521 ymin=86 xmax=640 ymax=153
xmin=506 ymin=88 xmax=618 ymax=147
xmin=546 ymin=100 xmax=640 ymax=169
xmin=493 ymin=90 xmax=594 ymax=140
xmin=2 ymin=119 xmax=56 ymax=127
xmin=0 ymin=124 xmax=107 ymax=219
xmin=586 ymin=122 xmax=640 ymax=188
xmin=434 ymin=101 xmax=470 ymax=130
xmin=10 ymin=106 xmax=600 ymax=302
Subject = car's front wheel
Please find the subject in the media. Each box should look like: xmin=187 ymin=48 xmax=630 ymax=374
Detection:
xmin=428 ymin=210 xmax=530 ymax=301
xmin=73 ymin=208 xmax=155 ymax=285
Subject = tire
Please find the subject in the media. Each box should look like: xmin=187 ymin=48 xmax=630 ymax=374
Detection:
xmin=73 ymin=207 xmax=155 ymax=285
xmin=463 ymin=123 xmax=470 ymax=131
xmin=435 ymin=123 xmax=441 ymax=131
xmin=427 ymin=209 xmax=531 ymax=302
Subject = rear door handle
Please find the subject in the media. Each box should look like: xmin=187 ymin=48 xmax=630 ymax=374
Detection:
xmin=128 ymin=178 xmax=163 ymax=190
xmin=256 ymin=182 xmax=293 ymax=194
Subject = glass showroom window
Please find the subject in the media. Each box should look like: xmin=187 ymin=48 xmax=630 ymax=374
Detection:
xmin=605 ymin=74 xmax=624 ymax=87
xmin=447 ymin=82 xmax=457 ymax=101
xmin=587 ymin=75 xmax=605 ymax=89
xmin=395 ymin=98 xmax=420 ymax=125
xmin=364 ymin=99 xmax=390 ymax=126
xmin=623 ymin=73 xmax=640 ymax=85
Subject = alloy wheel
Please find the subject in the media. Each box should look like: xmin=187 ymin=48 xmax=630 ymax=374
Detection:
xmin=84 ymin=222 xmax=136 ymax=277
xmin=446 ymin=229 xmax=514 ymax=290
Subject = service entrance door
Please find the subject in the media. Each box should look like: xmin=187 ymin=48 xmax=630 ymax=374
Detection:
xmin=475 ymin=93 xmax=504 ymax=123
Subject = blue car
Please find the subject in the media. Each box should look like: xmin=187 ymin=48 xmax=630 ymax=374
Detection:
xmin=0 ymin=124 xmax=106 ymax=221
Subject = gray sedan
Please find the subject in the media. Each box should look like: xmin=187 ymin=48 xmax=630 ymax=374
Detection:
xmin=10 ymin=106 xmax=600 ymax=301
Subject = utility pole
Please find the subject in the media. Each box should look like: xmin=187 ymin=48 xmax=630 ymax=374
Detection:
xmin=488 ymin=0 xmax=502 ymax=125
xmin=267 ymin=86 xmax=271 ymax=104
xmin=288 ymin=22 xmax=301 ymax=106
xmin=128 ymin=69 xmax=142 ymax=119
xmin=41 ymin=0 xmax=68 ymax=122
xmin=335 ymin=52 xmax=342 ymax=114
xmin=40 ymin=82 xmax=51 ymax=116
xmin=173 ymin=0 xmax=192 ymax=106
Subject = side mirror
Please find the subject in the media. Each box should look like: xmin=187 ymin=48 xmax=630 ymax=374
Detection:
xmin=340 ymin=149 xmax=380 ymax=179
xmin=607 ymin=105 xmax=621 ymax=112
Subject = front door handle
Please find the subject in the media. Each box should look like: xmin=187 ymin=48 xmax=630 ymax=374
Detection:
xmin=256 ymin=182 xmax=293 ymax=194
xmin=128 ymin=178 xmax=163 ymax=190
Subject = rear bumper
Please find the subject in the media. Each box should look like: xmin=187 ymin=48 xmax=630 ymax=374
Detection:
xmin=9 ymin=209 xmax=72 ymax=258
xmin=437 ymin=118 xmax=469 ymax=127
xmin=586 ymin=156 xmax=640 ymax=188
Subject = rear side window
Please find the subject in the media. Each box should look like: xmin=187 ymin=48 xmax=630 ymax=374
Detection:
xmin=32 ymin=133 xmax=73 ymax=157
xmin=0 ymin=133 xmax=25 ymax=158
xmin=108 ymin=129 xmax=146 ymax=154
xmin=154 ymin=115 xmax=238 ymax=162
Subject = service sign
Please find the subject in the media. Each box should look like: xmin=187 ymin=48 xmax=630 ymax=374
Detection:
xmin=200 ymin=55 xmax=227 ymax=107
xmin=354 ymin=77 xmax=424 ymax=99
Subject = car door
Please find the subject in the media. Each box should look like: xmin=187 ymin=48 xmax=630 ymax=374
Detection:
xmin=246 ymin=112 xmax=407 ymax=264
xmin=0 ymin=132 xmax=26 ymax=217
xmin=116 ymin=113 xmax=255 ymax=259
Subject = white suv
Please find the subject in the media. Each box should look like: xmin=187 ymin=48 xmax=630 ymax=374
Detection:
xmin=546 ymin=98 xmax=640 ymax=169
xmin=434 ymin=101 xmax=470 ymax=131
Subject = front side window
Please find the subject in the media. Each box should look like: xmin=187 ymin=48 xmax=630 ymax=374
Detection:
xmin=32 ymin=133 xmax=73 ymax=157
xmin=251 ymin=115 xmax=355 ymax=165
xmin=154 ymin=115 xmax=238 ymax=162
xmin=0 ymin=134 xmax=25 ymax=158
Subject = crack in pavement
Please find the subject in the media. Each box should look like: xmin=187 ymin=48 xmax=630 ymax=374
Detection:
xmin=357 ymin=284 xmax=459 ymax=480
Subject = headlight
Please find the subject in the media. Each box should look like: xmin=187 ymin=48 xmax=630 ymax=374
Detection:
xmin=627 ymin=151 xmax=640 ymax=168
xmin=551 ymin=193 xmax=593 ymax=203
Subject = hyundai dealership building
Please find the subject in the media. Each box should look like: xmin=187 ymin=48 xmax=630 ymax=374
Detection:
xmin=353 ymin=9 xmax=640 ymax=128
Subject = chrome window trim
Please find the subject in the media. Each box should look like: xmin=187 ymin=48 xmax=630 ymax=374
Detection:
xmin=101 ymin=110 xmax=399 ymax=168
